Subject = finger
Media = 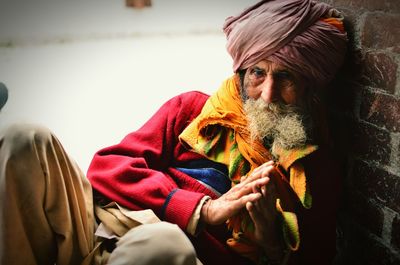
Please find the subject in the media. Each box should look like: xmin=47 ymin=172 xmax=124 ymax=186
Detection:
xmin=231 ymin=173 xmax=270 ymax=197
xmin=238 ymin=176 xmax=270 ymax=197
xmin=252 ymin=198 xmax=262 ymax=213
xmin=257 ymin=160 xmax=275 ymax=168
xmin=238 ymin=192 xmax=262 ymax=207
xmin=253 ymin=160 xmax=275 ymax=173
xmin=254 ymin=183 xmax=275 ymax=217
xmin=246 ymin=201 xmax=253 ymax=211
xmin=254 ymin=192 xmax=272 ymax=215
xmin=239 ymin=161 xmax=274 ymax=185
xmin=246 ymin=201 xmax=265 ymax=233
xmin=261 ymin=166 xmax=274 ymax=178
xmin=248 ymin=165 xmax=275 ymax=182
xmin=252 ymin=176 xmax=270 ymax=193
xmin=221 ymin=192 xmax=261 ymax=216
xmin=257 ymin=184 xmax=278 ymax=219
xmin=230 ymin=164 xmax=275 ymax=198
xmin=224 ymin=189 xmax=263 ymax=208
xmin=261 ymin=185 xmax=267 ymax=197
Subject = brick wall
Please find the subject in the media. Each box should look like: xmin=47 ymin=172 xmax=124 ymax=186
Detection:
xmin=320 ymin=0 xmax=400 ymax=264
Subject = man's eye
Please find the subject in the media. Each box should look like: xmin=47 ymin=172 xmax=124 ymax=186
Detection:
xmin=250 ymin=68 xmax=265 ymax=79
xmin=275 ymin=71 xmax=293 ymax=81
xmin=274 ymin=71 xmax=296 ymax=88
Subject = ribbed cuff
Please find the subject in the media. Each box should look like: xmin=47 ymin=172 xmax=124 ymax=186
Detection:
xmin=162 ymin=189 xmax=205 ymax=230
xmin=186 ymin=196 xmax=211 ymax=235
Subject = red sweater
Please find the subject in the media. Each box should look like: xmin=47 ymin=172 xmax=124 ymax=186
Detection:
xmin=87 ymin=91 xmax=342 ymax=265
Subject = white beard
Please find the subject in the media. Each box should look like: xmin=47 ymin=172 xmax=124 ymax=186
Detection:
xmin=243 ymin=98 xmax=310 ymax=157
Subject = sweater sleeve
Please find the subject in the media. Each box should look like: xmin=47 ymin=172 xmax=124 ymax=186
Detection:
xmin=87 ymin=91 xmax=210 ymax=230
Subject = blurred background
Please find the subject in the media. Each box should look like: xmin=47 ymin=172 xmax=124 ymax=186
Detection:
xmin=0 ymin=0 xmax=257 ymax=172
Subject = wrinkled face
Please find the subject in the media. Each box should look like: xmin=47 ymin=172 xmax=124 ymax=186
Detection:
xmin=241 ymin=60 xmax=312 ymax=153
xmin=243 ymin=60 xmax=307 ymax=106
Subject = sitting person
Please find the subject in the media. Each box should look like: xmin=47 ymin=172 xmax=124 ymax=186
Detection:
xmin=0 ymin=0 xmax=347 ymax=264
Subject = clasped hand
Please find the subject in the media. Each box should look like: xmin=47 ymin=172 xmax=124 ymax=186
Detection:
xmin=200 ymin=160 xmax=277 ymax=226
xmin=200 ymin=160 xmax=283 ymax=260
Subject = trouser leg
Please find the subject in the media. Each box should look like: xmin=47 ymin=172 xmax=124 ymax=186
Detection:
xmin=0 ymin=123 xmax=95 ymax=265
xmin=108 ymin=222 xmax=202 ymax=265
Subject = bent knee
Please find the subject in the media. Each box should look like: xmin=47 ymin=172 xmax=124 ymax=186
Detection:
xmin=0 ymin=124 xmax=56 ymax=203
xmin=136 ymin=222 xmax=193 ymax=250
xmin=0 ymin=123 xmax=54 ymax=158
xmin=0 ymin=123 xmax=56 ymax=182
xmin=109 ymin=222 xmax=197 ymax=265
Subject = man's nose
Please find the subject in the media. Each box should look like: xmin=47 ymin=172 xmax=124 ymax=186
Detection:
xmin=260 ymin=74 xmax=278 ymax=103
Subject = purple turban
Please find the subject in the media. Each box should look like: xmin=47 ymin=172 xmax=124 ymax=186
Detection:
xmin=223 ymin=0 xmax=348 ymax=88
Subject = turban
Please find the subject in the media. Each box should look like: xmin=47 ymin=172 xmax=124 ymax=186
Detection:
xmin=223 ymin=0 xmax=348 ymax=88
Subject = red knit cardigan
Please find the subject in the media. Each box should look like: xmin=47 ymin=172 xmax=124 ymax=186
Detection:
xmin=87 ymin=91 xmax=342 ymax=265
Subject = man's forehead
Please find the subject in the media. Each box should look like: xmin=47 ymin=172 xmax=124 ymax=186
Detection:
xmin=249 ymin=60 xmax=293 ymax=73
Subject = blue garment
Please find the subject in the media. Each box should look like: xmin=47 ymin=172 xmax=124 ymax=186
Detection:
xmin=176 ymin=159 xmax=230 ymax=196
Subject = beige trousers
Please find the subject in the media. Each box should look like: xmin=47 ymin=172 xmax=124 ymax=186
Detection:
xmin=0 ymin=124 xmax=200 ymax=265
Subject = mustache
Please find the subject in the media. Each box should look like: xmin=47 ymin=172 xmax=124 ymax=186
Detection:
xmin=243 ymin=98 xmax=312 ymax=153
xmin=250 ymin=100 xmax=304 ymax=117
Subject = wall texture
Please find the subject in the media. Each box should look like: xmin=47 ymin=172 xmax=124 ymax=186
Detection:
xmin=321 ymin=0 xmax=400 ymax=264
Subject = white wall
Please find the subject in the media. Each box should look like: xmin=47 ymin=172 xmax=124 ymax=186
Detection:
xmin=0 ymin=0 xmax=257 ymax=172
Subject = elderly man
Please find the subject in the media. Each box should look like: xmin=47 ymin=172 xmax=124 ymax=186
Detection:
xmin=0 ymin=0 xmax=347 ymax=265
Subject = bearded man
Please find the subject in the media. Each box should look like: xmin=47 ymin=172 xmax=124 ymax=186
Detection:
xmin=0 ymin=1 xmax=347 ymax=265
